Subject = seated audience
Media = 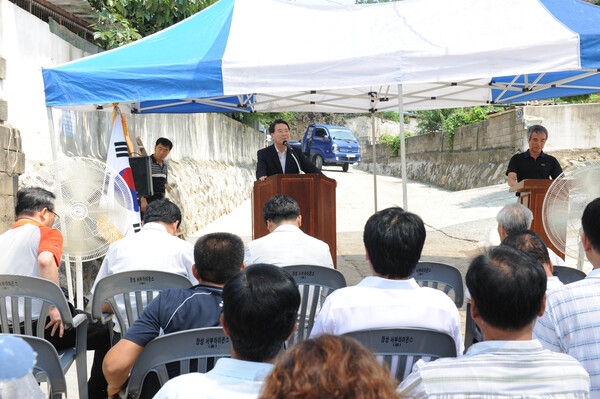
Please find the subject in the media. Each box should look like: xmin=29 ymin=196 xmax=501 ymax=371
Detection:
xmin=534 ymin=197 xmax=600 ymax=396
xmin=398 ymin=246 xmax=589 ymax=397
xmin=310 ymin=206 xmax=463 ymax=355
xmin=154 ymin=264 xmax=300 ymax=398
xmin=244 ymin=194 xmax=334 ymax=268
xmin=501 ymin=229 xmax=563 ymax=291
xmin=260 ymin=334 xmax=401 ymax=399
xmin=102 ymin=232 xmax=244 ymax=398
xmin=496 ymin=202 xmax=565 ymax=266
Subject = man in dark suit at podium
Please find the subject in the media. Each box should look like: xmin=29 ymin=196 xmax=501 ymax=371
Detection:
xmin=256 ymin=119 xmax=322 ymax=181
xmin=506 ymin=125 xmax=563 ymax=187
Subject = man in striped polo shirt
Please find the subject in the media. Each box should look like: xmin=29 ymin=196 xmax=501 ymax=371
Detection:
xmin=398 ymin=245 xmax=590 ymax=397
xmin=534 ymin=197 xmax=600 ymax=397
xmin=140 ymin=137 xmax=172 ymax=214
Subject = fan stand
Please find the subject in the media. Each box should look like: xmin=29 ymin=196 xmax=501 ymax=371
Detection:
xmin=62 ymin=255 xmax=84 ymax=311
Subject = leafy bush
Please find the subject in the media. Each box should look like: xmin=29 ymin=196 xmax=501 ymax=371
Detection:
xmin=380 ymin=111 xmax=400 ymax=122
xmin=379 ymin=132 xmax=412 ymax=156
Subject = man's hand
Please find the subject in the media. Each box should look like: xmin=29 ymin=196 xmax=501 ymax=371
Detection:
xmin=507 ymin=172 xmax=518 ymax=187
xmin=140 ymin=197 xmax=148 ymax=213
xmin=258 ymin=176 xmax=267 ymax=181
xmin=107 ymin=383 xmax=124 ymax=398
xmin=45 ymin=305 xmax=65 ymax=338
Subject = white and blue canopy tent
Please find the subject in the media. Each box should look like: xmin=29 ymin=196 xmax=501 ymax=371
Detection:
xmin=42 ymin=0 xmax=600 ymax=208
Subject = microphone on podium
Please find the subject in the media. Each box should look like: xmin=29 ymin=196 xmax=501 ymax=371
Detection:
xmin=283 ymin=141 xmax=303 ymax=174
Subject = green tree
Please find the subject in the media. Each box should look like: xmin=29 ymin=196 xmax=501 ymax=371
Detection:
xmin=90 ymin=0 xmax=217 ymax=49
xmin=416 ymin=109 xmax=454 ymax=135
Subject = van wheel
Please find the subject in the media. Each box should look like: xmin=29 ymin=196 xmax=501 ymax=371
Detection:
xmin=342 ymin=163 xmax=349 ymax=172
xmin=313 ymin=155 xmax=323 ymax=171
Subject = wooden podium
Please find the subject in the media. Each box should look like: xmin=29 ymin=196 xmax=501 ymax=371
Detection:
xmin=252 ymin=174 xmax=337 ymax=268
xmin=509 ymin=179 xmax=565 ymax=259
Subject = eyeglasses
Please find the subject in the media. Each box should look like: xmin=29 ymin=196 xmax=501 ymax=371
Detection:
xmin=48 ymin=208 xmax=60 ymax=220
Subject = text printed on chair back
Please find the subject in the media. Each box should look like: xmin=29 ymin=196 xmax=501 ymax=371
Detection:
xmin=344 ymin=328 xmax=457 ymax=382
xmin=91 ymin=270 xmax=193 ymax=336
xmin=411 ymin=262 xmax=464 ymax=308
xmin=125 ymin=327 xmax=231 ymax=399
xmin=282 ymin=265 xmax=347 ymax=345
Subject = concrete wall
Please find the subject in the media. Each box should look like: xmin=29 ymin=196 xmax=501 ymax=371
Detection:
xmin=0 ymin=125 xmax=23 ymax=231
xmin=359 ymin=106 xmax=600 ymax=191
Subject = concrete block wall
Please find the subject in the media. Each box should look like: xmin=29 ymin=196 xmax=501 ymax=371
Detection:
xmin=404 ymin=131 xmax=445 ymax=155
xmin=452 ymin=110 xmax=522 ymax=152
xmin=0 ymin=125 xmax=24 ymax=231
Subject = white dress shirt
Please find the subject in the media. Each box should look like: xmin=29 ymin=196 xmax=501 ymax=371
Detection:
xmin=153 ymin=358 xmax=273 ymax=399
xmin=91 ymin=222 xmax=195 ymax=332
xmin=244 ymin=224 xmax=334 ymax=268
xmin=310 ymin=276 xmax=464 ymax=355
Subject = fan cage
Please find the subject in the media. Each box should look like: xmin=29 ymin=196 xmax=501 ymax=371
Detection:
xmin=22 ymin=157 xmax=135 ymax=261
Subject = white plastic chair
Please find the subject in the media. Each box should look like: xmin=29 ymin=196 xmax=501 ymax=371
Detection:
xmin=125 ymin=327 xmax=231 ymax=399
xmin=91 ymin=270 xmax=193 ymax=341
xmin=0 ymin=274 xmax=88 ymax=399
xmin=282 ymin=265 xmax=347 ymax=345
xmin=344 ymin=327 xmax=457 ymax=382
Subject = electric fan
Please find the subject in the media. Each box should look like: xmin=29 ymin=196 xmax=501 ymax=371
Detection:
xmin=22 ymin=157 xmax=135 ymax=308
xmin=542 ymin=160 xmax=600 ymax=265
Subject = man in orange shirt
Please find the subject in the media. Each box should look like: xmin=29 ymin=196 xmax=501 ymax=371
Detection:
xmin=0 ymin=186 xmax=110 ymax=399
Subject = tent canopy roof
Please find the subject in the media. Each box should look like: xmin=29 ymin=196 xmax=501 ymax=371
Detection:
xmin=42 ymin=0 xmax=600 ymax=114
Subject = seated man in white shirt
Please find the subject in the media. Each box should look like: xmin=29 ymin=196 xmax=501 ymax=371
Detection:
xmin=244 ymin=194 xmax=334 ymax=268
xmin=309 ymin=207 xmax=464 ymax=355
xmin=501 ymin=229 xmax=563 ymax=291
xmin=398 ymin=246 xmax=589 ymax=397
xmin=91 ymin=198 xmax=195 ymax=339
xmin=154 ymin=264 xmax=301 ymax=399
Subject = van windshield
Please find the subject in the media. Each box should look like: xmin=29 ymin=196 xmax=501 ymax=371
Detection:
xmin=330 ymin=128 xmax=357 ymax=142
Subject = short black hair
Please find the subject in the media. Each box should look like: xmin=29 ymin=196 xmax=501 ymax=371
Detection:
xmin=466 ymin=246 xmax=546 ymax=331
xmin=194 ymin=233 xmax=244 ymax=285
xmin=222 ymin=264 xmax=300 ymax=362
xmin=582 ymin=197 xmax=600 ymax=253
xmin=142 ymin=198 xmax=181 ymax=225
xmin=155 ymin=137 xmax=173 ymax=150
xmin=269 ymin=119 xmax=290 ymax=134
xmin=262 ymin=194 xmax=300 ymax=224
xmin=16 ymin=187 xmax=56 ymax=217
xmin=363 ymin=207 xmax=425 ymax=278
xmin=502 ymin=230 xmax=551 ymax=267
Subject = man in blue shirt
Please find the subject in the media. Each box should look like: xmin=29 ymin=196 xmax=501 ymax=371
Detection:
xmin=102 ymin=232 xmax=244 ymax=398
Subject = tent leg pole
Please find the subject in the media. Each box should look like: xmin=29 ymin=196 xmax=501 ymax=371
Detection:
xmin=371 ymin=113 xmax=377 ymax=213
xmin=398 ymin=84 xmax=408 ymax=210
xmin=46 ymin=107 xmax=59 ymax=162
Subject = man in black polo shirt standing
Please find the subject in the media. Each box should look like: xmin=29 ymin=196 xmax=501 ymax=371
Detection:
xmin=506 ymin=125 xmax=563 ymax=188
xmin=140 ymin=137 xmax=172 ymax=214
